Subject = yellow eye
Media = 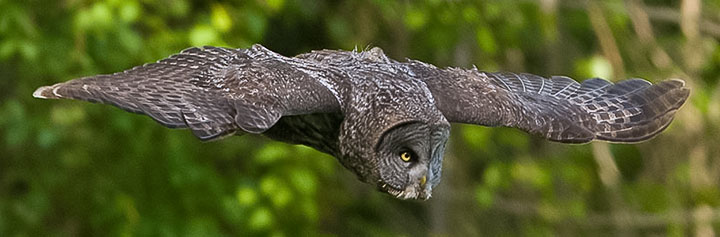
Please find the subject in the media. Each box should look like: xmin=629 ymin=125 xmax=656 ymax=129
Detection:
xmin=400 ymin=151 xmax=412 ymax=162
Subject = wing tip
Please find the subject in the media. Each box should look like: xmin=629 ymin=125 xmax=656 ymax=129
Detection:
xmin=33 ymin=85 xmax=61 ymax=99
xmin=587 ymin=79 xmax=690 ymax=144
xmin=676 ymin=89 xmax=691 ymax=112
xmin=677 ymin=86 xmax=691 ymax=101
xmin=667 ymin=78 xmax=687 ymax=87
xmin=595 ymin=118 xmax=676 ymax=144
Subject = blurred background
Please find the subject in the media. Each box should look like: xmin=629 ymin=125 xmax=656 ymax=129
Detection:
xmin=1 ymin=0 xmax=719 ymax=236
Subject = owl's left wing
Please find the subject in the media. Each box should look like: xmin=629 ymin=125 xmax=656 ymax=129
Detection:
xmin=417 ymin=66 xmax=689 ymax=143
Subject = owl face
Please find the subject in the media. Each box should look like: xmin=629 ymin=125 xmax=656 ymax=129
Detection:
xmin=374 ymin=120 xmax=450 ymax=200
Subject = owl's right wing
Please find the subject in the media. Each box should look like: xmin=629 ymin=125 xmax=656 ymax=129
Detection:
xmin=33 ymin=45 xmax=342 ymax=141
xmin=418 ymin=66 xmax=689 ymax=143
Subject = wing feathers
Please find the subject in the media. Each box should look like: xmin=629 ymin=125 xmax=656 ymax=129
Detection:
xmin=33 ymin=49 xmax=241 ymax=140
xmin=33 ymin=45 xmax=341 ymax=141
xmin=423 ymin=68 xmax=690 ymax=144
xmin=514 ymin=73 xmax=688 ymax=143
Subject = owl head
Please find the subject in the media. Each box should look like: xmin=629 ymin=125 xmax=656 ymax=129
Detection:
xmin=338 ymin=103 xmax=450 ymax=200
xmin=373 ymin=120 xmax=450 ymax=199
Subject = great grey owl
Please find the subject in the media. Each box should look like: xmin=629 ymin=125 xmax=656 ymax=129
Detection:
xmin=33 ymin=45 xmax=690 ymax=200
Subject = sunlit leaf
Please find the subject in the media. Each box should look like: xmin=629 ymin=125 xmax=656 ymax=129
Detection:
xmin=90 ymin=2 xmax=113 ymax=29
xmin=404 ymin=7 xmax=426 ymax=30
xmin=236 ymin=186 xmax=258 ymax=206
xmin=255 ymin=143 xmax=288 ymax=165
xmin=119 ymin=1 xmax=141 ymax=23
xmin=289 ymin=168 xmax=316 ymax=195
xmin=248 ymin=207 xmax=273 ymax=230
xmin=511 ymin=160 xmax=550 ymax=189
xmin=483 ymin=162 xmax=504 ymax=188
xmin=189 ymin=24 xmax=219 ymax=46
xmin=462 ymin=6 xmax=479 ymax=23
xmin=266 ymin=0 xmax=285 ymax=12
xmin=211 ymin=3 xmax=233 ymax=32
xmin=476 ymin=26 xmax=497 ymax=55
xmin=577 ymin=55 xmax=613 ymax=80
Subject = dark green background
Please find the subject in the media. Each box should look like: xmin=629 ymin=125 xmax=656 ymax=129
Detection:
xmin=1 ymin=0 xmax=719 ymax=235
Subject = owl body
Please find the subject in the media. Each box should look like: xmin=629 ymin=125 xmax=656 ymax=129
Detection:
xmin=33 ymin=45 xmax=689 ymax=199
xmin=266 ymin=47 xmax=452 ymax=196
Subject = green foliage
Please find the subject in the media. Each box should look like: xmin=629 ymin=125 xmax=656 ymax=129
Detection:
xmin=1 ymin=0 xmax=719 ymax=235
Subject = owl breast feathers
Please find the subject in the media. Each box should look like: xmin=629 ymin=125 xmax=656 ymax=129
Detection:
xmin=33 ymin=45 xmax=690 ymax=200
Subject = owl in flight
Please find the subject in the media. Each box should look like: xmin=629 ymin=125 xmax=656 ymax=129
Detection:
xmin=34 ymin=45 xmax=689 ymax=200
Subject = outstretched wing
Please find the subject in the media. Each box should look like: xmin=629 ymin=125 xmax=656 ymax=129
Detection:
xmin=419 ymin=67 xmax=689 ymax=143
xmin=33 ymin=45 xmax=341 ymax=141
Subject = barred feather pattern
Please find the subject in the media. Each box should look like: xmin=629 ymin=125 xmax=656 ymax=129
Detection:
xmin=489 ymin=72 xmax=688 ymax=142
xmin=34 ymin=47 xmax=242 ymax=140
xmin=33 ymin=45 xmax=341 ymax=141
xmin=422 ymin=68 xmax=690 ymax=143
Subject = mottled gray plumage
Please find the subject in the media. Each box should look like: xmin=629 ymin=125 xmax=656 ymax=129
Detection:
xmin=33 ymin=45 xmax=690 ymax=200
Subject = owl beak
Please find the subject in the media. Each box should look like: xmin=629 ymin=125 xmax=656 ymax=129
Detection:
xmin=420 ymin=175 xmax=427 ymax=186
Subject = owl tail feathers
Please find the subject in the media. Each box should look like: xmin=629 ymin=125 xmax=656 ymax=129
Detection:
xmin=589 ymin=79 xmax=690 ymax=143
